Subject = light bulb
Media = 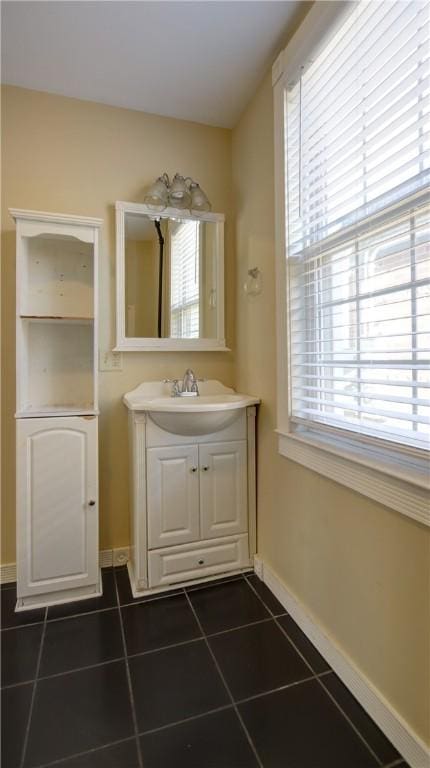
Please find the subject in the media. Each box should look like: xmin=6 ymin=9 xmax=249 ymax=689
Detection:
xmin=144 ymin=174 xmax=169 ymax=211
xmin=169 ymin=174 xmax=191 ymax=209
xmin=189 ymin=182 xmax=211 ymax=212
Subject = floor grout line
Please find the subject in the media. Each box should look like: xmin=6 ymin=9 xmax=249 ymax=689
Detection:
xmin=29 ymin=720 xmax=409 ymax=768
xmin=233 ymin=671 xmax=331 ymax=706
xmin=2 ymin=616 xmax=288 ymax=690
xmin=28 ymin=736 xmax=138 ymax=768
xmin=29 ymin=673 xmax=378 ymax=768
xmin=0 ymin=578 xmax=341 ymax=691
xmin=273 ymin=612 xmax=384 ymax=766
xmin=2 ymin=678 xmax=37 ymax=691
xmin=19 ymin=606 xmax=48 ymax=768
xmin=44 ymin=604 xmax=118 ymax=624
xmin=2 ymin=620 xmax=46 ymax=632
xmin=1 ymin=570 xmax=252 ymax=631
xmin=316 ymin=672 xmax=384 ymax=766
xmin=138 ymin=703 xmax=235 ymax=737
xmin=274 ymin=614 xmax=324 ymax=677
xmin=184 ymin=574 xmax=247 ymax=593
xmin=247 ymin=575 xmax=404 ymax=767
xmin=204 ymin=615 xmax=274 ymax=638
xmin=1 ymin=627 xmax=332 ymax=691
xmin=136 ymin=671 xmax=333 ymax=732
xmin=27 ymin=656 xmax=127 ymax=685
xmin=244 ymin=572 xmax=286 ymax=618
xmin=183 ymin=589 xmax=265 ymax=768
xmin=114 ymin=568 xmax=144 ymax=768
xmin=118 ymin=590 xmax=184 ymax=608
xmin=239 ymin=576 xmax=388 ymax=767
xmin=119 ymin=571 xmax=249 ymax=606
xmin=127 ymin=635 xmax=203 ymax=659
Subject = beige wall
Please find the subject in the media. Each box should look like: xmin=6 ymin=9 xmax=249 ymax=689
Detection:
xmin=232 ymin=68 xmax=430 ymax=746
xmin=125 ymin=239 xmax=158 ymax=337
xmin=2 ymin=62 xmax=429 ymax=748
xmin=1 ymin=84 xmax=235 ymax=563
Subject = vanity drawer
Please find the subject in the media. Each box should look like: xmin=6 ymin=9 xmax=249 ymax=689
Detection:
xmin=148 ymin=534 xmax=250 ymax=588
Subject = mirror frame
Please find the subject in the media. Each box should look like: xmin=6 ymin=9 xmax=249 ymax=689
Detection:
xmin=114 ymin=201 xmax=228 ymax=351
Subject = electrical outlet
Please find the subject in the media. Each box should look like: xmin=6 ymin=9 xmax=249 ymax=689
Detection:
xmin=113 ymin=548 xmax=129 ymax=566
xmin=99 ymin=350 xmax=123 ymax=371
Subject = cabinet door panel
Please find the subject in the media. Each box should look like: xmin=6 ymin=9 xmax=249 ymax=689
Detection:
xmin=199 ymin=441 xmax=248 ymax=539
xmin=16 ymin=417 xmax=98 ymax=596
xmin=147 ymin=445 xmax=199 ymax=548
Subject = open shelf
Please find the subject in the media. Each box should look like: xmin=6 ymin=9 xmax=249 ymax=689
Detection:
xmin=20 ymin=234 xmax=94 ymax=318
xmin=18 ymin=319 xmax=95 ymax=413
xmin=20 ymin=315 xmax=94 ymax=324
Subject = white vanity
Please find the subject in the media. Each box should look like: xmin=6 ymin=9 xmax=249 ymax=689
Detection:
xmin=123 ymin=380 xmax=259 ymax=595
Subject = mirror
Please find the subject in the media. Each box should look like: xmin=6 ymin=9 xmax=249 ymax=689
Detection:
xmin=115 ymin=203 xmax=227 ymax=351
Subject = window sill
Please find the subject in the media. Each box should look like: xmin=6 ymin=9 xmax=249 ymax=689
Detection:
xmin=277 ymin=429 xmax=430 ymax=527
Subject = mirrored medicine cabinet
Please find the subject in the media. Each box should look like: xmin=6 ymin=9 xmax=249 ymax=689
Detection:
xmin=115 ymin=202 xmax=227 ymax=351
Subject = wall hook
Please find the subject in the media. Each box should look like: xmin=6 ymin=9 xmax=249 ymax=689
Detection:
xmin=244 ymin=267 xmax=262 ymax=296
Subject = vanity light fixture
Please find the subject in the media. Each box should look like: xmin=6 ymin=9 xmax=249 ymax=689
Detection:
xmin=144 ymin=173 xmax=170 ymax=211
xmin=144 ymin=173 xmax=211 ymax=213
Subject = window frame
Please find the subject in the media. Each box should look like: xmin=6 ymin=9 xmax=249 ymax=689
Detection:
xmin=272 ymin=2 xmax=430 ymax=526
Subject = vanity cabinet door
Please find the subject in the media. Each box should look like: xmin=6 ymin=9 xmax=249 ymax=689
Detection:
xmin=16 ymin=416 xmax=98 ymax=598
xmin=199 ymin=441 xmax=248 ymax=540
xmin=147 ymin=445 xmax=200 ymax=548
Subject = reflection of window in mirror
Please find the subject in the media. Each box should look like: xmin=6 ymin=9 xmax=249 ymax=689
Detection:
xmin=169 ymin=219 xmax=201 ymax=339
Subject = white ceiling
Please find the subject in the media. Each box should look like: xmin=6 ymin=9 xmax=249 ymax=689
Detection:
xmin=1 ymin=1 xmax=303 ymax=129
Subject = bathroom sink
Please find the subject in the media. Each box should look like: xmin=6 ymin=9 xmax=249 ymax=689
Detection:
xmin=149 ymin=407 xmax=243 ymax=435
xmin=123 ymin=380 xmax=259 ymax=435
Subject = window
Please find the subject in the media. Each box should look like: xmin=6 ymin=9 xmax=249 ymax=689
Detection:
xmin=273 ymin=1 xmax=430 ymax=522
xmin=169 ymin=220 xmax=200 ymax=338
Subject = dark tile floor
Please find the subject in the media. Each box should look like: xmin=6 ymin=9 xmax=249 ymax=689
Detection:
xmin=1 ymin=568 xmax=409 ymax=768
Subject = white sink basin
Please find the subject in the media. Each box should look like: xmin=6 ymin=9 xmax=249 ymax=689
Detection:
xmin=123 ymin=381 xmax=259 ymax=435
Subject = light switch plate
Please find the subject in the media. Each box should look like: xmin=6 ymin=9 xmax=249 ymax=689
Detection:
xmin=99 ymin=350 xmax=123 ymax=371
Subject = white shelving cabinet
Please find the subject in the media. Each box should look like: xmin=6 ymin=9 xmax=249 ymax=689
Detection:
xmin=11 ymin=209 xmax=103 ymax=609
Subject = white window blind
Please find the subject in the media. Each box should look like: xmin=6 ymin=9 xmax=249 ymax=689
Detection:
xmin=286 ymin=0 xmax=430 ymax=453
xmin=170 ymin=220 xmax=200 ymax=338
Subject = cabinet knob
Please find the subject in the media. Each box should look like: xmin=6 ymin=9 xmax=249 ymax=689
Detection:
xmin=88 ymin=500 xmax=96 ymax=506
xmin=202 ymin=466 xmax=209 ymax=471
xmin=198 ymin=559 xmax=204 ymax=565
xmin=190 ymin=467 xmax=198 ymax=473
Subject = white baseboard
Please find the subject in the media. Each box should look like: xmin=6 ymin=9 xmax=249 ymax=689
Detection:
xmin=0 ymin=547 xmax=130 ymax=584
xmin=254 ymin=555 xmax=430 ymax=768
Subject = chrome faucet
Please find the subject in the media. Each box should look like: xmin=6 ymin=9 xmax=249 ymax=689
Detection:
xmin=182 ymin=368 xmax=199 ymax=395
xmin=164 ymin=369 xmax=204 ymax=397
